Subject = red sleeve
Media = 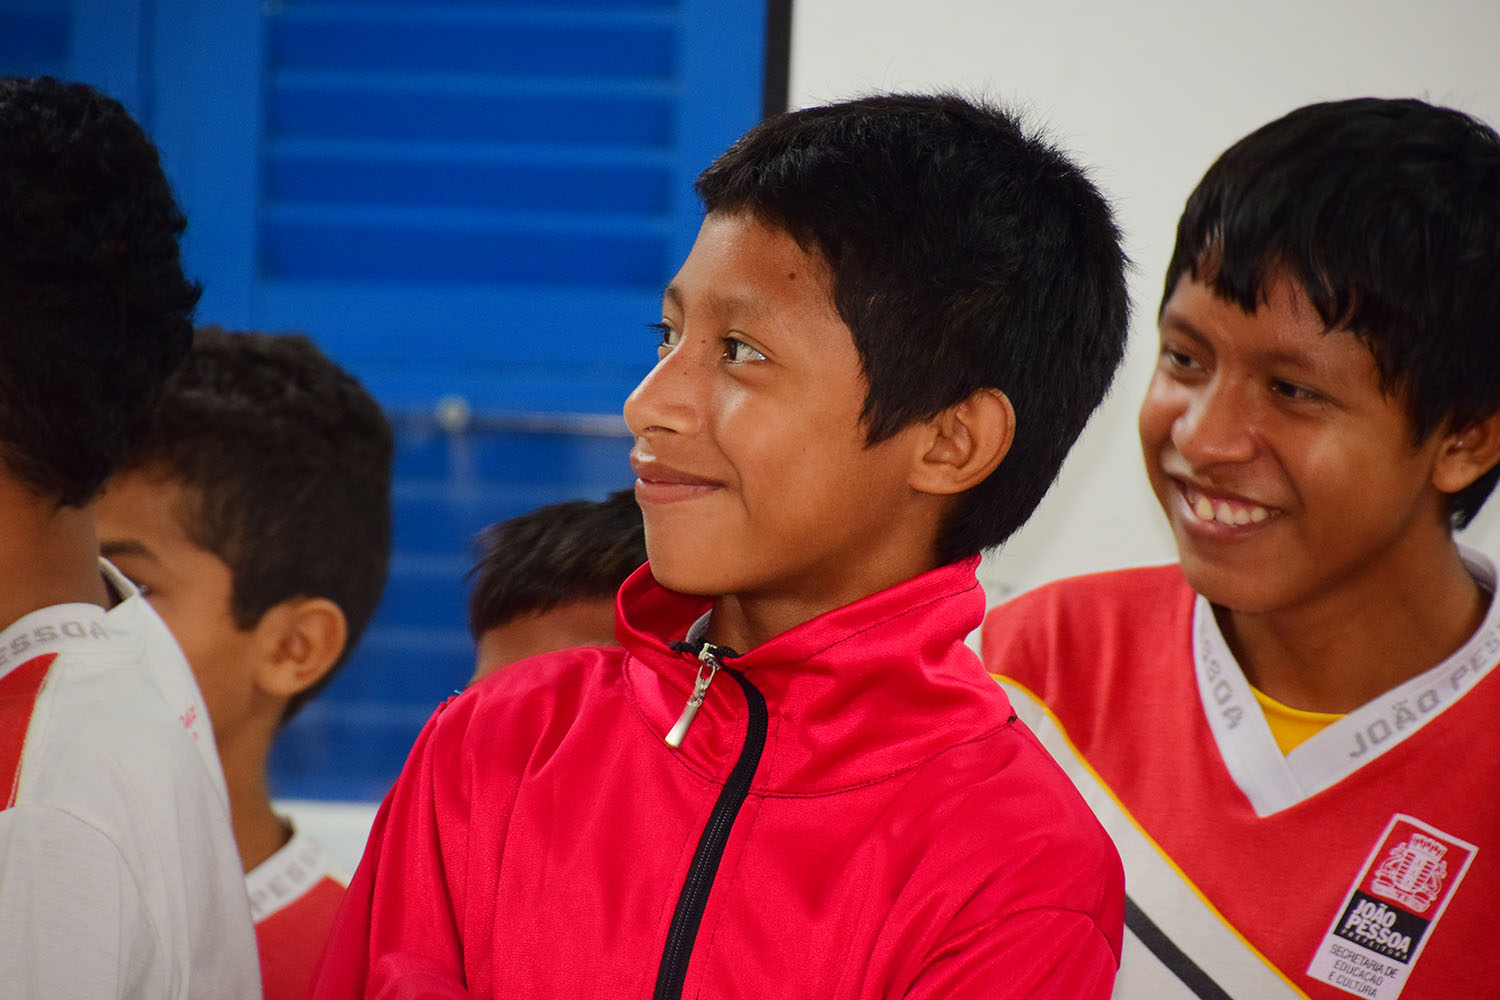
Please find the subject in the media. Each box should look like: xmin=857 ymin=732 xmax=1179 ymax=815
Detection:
xmin=905 ymin=908 xmax=1118 ymax=999
xmin=310 ymin=697 xmax=476 ymax=1000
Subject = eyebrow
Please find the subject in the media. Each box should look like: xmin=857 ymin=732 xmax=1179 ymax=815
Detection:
xmin=100 ymin=539 xmax=156 ymax=563
xmin=1160 ymin=311 xmax=1333 ymax=375
xmin=661 ymin=283 xmax=770 ymax=322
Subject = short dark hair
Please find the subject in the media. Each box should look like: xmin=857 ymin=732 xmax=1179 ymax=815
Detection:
xmin=125 ymin=327 xmax=394 ymax=721
xmin=693 ymin=92 xmax=1129 ymax=562
xmin=0 ymin=76 xmax=199 ymax=506
xmin=1163 ymin=97 xmax=1500 ymax=527
xmin=467 ymin=489 xmax=646 ymax=639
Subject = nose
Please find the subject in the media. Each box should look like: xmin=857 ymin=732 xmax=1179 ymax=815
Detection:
xmin=1169 ymin=379 xmax=1257 ymax=468
xmin=623 ymin=339 xmax=703 ymax=438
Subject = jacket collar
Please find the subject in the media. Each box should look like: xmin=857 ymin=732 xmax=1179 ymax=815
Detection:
xmin=617 ymin=556 xmax=1014 ymax=795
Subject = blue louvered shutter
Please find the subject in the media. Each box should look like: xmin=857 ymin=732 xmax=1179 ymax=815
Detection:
xmin=3 ymin=0 xmax=774 ymax=800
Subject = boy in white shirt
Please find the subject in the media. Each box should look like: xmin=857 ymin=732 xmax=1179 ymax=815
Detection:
xmin=0 ymin=75 xmax=259 ymax=998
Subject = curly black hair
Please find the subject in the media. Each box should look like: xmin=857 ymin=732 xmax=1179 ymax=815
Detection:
xmin=125 ymin=327 xmax=394 ymax=722
xmin=0 ymin=76 xmax=200 ymax=506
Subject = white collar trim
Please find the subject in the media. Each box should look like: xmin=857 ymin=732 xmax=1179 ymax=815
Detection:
xmin=1193 ymin=546 xmax=1500 ymax=816
xmin=245 ymin=828 xmax=345 ymax=922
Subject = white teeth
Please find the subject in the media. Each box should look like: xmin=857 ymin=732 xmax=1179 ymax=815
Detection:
xmin=1186 ymin=488 xmax=1271 ymax=526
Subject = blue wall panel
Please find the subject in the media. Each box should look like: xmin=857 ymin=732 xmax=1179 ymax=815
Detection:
xmin=2 ymin=0 xmax=772 ymax=803
xmin=0 ymin=7 xmax=69 ymax=78
xmin=274 ymin=421 xmax=635 ymax=801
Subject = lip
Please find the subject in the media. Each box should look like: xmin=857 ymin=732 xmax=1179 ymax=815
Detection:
xmin=1171 ymin=478 xmax=1280 ymax=534
xmin=630 ymin=453 xmax=723 ymax=503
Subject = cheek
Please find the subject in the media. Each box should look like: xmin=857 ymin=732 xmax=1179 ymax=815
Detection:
xmin=163 ymin=614 xmax=218 ymax=678
xmin=1137 ymin=383 xmax=1175 ymax=457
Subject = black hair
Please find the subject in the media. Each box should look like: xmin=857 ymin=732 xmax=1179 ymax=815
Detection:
xmin=0 ymin=76 xmax=199 ymax=506
xmin=125 ymin=327 xmax=393 ymax=722
xmin=694 ymin=92 xmax=1129 ymax=561
xmin=467 ymin=489 xmax=646 ymax=639
xmin=1163 ymin=97 xmax=1500 ymax=527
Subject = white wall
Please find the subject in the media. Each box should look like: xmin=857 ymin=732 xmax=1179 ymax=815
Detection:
xmin=789 ymin=0 xmax=1500 ymax=603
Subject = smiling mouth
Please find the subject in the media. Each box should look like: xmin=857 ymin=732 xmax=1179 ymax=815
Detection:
xmin=1179 ymin=483 xmax=1275 ymax=527
xmin=630 ymin=456 xmax=724 ymax=504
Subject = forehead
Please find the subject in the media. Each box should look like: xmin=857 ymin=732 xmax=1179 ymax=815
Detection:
xmin=664 ymin=212 xmax=837 ymax=317
xmin=1160 ymin=274 xmax=1380 ymax=375
xmin=96 ymin=468 xmax=199 ymax=545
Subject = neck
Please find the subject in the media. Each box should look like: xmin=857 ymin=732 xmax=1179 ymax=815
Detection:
xmin=1219 ymin=539 xmax=1488 ymax=713
xmin=707 ymin=558 xmax=943 ymax=654
xmin=218 ymin=709 xmax=290 ymax=873
xmin=707 ymin=595 xmax=809 ymax=653
xmin=0 ymin=480 xmax=110 ymax=631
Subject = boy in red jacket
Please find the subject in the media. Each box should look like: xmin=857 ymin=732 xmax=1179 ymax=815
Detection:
xmin=315 ymin=92 xmax=1130 ymax=999
xmin=984 ymin=98 xmax=1500 ymax=1000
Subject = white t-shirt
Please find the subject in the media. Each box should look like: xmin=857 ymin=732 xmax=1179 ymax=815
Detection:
xmin=0 ymin=562 xmax=260 ymax=998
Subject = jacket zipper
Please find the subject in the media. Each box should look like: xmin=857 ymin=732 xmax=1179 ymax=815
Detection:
xmin=653 ymin=664 xmax=768 ymax=1000
xmin=665 ymin=642 xmax=723 ymax=748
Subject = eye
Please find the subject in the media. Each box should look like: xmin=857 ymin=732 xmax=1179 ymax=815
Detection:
xmin=1269 ymin=379 xmax=1321 ymax=403
xmin=1161 ymin=345 xmax=1197 ymax=370
xmin=649 ymin=321 xmax=680 ymax=356
xmin=722 ymin=336 xmax=766 ymax=364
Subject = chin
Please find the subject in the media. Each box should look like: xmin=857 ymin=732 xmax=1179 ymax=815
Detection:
xmin=645 ymin=558 xmax=722 ymax=599
xmin=1178 ymin=558 xmax=1285 ymax=617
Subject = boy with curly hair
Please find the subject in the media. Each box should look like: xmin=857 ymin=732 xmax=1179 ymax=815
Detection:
xmin=97 ymin=326 xmax=393 ymax=1000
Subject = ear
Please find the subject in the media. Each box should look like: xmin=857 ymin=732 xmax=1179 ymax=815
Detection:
xmin=1432 ymin=411 xmax=1500 ymax=497
xmin=252 ymin=597 xmax=348 ymax=700
xmin=908 ymin=388 xmax=1016 ymax=497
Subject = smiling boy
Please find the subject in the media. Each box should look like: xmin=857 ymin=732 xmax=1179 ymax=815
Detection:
xmin=983 ymin=98 xmax=1500 ymax=1000
xmin=314 ymin=93 xmax=1130 ymax=999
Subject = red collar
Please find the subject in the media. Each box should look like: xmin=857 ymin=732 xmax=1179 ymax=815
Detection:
xmin=617 ymin=556 xmax=1014 ymax=795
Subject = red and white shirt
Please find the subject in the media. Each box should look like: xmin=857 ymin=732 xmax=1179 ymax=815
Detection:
xmin=249 ymin=829 xmax=347 ymax=1000
xmin=982 ymin=551 xmax=1500 ymax=1000
xmin=0 ymin=562 xmax=260 ymax=998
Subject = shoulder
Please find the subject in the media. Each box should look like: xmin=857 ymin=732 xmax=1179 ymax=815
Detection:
xmin=988 ymin=564 xmax=1187 ymax=624
xmin=415 ymin=644 xmax=631 ymax=773
xmin=982 ymin=565 xmax=1191 ymax=682
xmin=18 ymin=652 xmax=230 ymax=840
xmin=23 ymin=652 xmax=211 ymax=801
xmin=455 ymin=643 xmax=625 ymax=720
xmin=905 ymin=720 xmax=1124 ymax=933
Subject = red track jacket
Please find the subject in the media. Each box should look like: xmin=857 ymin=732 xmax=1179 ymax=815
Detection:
xmin=312 ymin=558 xmax=1123 ymax=999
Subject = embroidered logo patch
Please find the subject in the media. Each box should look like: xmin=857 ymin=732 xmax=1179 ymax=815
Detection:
xmin=1307 ymin=815 xmax=1475 ymax=999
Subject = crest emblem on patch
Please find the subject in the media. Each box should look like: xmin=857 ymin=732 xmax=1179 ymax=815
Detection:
xmin=1371 ymin=833 xmax=1448 ymax=913
xmin=1306 ymin=814 xmax=1476 ymax=999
